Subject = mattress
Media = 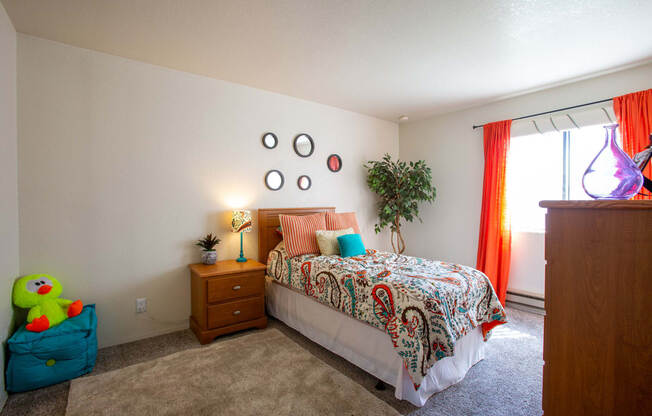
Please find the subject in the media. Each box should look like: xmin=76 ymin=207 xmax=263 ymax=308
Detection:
xmin=266 ymin=278 xmax=485 ymax=407
xmin=266 ymin=242 xmax=506 ymax=389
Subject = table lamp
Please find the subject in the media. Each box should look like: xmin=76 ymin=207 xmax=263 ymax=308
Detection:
xmin=232 ymin=210 xmax=252 ymax=262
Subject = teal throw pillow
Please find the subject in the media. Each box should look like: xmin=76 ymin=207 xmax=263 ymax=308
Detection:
xmin=337 ymin=234 xmax=366 ymax=257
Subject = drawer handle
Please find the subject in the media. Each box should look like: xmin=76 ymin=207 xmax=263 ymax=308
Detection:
xmin=233 ymin=310 xmax=241 ymax=315
xmin=232 ymin=285 xmax=241 ymax=291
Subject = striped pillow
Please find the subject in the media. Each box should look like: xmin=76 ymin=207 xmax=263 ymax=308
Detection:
xmin=279 ymin=213 xmax=327 ymax=258
xmin=325 ymin=212 xmax=361 ymax=235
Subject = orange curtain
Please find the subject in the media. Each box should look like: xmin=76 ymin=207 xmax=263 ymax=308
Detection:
xmin=476 ymin=120 xmax=512 ymax=305
xmin=614 ymin=89 xmax=652 ymax=200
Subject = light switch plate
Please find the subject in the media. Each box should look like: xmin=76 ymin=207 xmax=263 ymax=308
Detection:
xmin=136 ymin=297 xmax=147 ymax=313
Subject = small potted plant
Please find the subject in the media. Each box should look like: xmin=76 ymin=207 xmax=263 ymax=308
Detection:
xmin=196 ymin=233 xmax=221 ymax=265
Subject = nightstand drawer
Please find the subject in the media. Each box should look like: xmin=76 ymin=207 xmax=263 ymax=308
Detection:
xmin=207 ymin=296 xmax=264 ymax=329
xmin=206 ymin=272 xmax=264 ymax=303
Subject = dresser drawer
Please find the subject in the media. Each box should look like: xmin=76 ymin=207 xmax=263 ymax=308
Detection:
xmin=207 ymin=296 xmax=264 ymax=329
xmin=206 ymin=272 xmax=264 ymax=303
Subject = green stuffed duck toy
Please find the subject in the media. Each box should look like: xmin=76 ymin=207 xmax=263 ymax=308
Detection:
xmin=13 ymin=274 xmax=83 ymax=332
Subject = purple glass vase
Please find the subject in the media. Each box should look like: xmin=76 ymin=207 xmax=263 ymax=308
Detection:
xmin=582 ymin=124 xmax=643 ymax=200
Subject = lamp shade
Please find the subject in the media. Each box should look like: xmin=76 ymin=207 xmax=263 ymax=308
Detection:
xmin=231 ymin=210 xmax=252 ymax=233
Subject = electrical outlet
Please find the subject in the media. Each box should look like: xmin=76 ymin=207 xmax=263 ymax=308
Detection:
xmin=136 ymin=297 xmax=147 ymax=313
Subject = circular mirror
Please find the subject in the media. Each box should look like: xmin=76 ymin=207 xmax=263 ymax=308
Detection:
xmin=297 ymin=175 xmax=312 ymax=190
xmin=261 ymin=132 xmax=278 ymax=149
xmin=265 ymin=170 xmax=284 ymax=191
xmin=293 ymin=134 xmax=314 ymax=157
xmin=327 ymin=154 xmax=342 ymax=172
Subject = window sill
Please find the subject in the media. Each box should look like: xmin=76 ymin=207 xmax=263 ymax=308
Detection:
xmin=512 ymin=229 xmax=545 ymax=235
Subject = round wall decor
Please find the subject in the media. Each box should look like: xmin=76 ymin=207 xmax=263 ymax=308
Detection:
xmin=297 ymin=175 xmax=312 ymax=190
xmin=265 ymin=170 xmax=285 ymax=191
xmin=261 ymin=132 xmax=278 ymax=149
xmin=327 ymin=154 xmax=342 ymax=172
xmin=293 ymin=134 xmax=315 ymax=157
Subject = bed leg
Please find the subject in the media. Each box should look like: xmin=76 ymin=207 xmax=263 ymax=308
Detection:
xmin=374 ymin=379 xmax=386 ymax=391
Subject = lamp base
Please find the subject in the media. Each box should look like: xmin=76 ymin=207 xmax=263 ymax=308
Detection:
xmin=236 ymin=232 xmax=247 ymax=263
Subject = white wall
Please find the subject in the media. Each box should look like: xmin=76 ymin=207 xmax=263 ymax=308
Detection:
xmin=17 ymin=35 xmax=398 ymax=347
xmin=0 ymin=2 xmax=18 ymax=406
xmin=399 ymin=63 xmax=652 ymax=298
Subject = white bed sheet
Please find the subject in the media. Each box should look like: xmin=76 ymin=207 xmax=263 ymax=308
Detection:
xmin=265 ymin=277 xmax=485 ymax=407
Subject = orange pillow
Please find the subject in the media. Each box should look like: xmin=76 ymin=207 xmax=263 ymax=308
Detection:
xmin=325 ymin=212 xmax=361 ymax=235
xmin=279 ymin=213 xmax=327 ymax=258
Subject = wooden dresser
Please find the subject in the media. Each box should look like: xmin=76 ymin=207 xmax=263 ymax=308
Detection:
xmin=189 ymin=259 xmax=267 ymax=344
xmin=539 ymin=200 xmax=652 ymax=415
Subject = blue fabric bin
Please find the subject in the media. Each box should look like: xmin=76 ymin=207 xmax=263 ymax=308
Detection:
xmin=6 ymin=304 xmax=97 ymax=393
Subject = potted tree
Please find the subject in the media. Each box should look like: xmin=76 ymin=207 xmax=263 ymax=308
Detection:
xmin=196 ymin=234 xmax=221 ymax=265
xmin=365 ymin=154 xmax=436 ymax=254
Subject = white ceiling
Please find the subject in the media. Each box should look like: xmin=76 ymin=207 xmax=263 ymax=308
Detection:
xmin=3 ymin=0 xmax=651 ymax=121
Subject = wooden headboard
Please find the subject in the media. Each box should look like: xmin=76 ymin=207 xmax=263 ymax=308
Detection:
xmin=258 ymin=207 xmax=335 ymax=264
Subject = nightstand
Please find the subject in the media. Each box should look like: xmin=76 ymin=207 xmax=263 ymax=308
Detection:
xmin=189 ymin=259 xmax=267 ymax=344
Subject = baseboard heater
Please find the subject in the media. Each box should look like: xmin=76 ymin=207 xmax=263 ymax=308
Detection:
xmin=505 ymin=291 xmax=545 ymax=312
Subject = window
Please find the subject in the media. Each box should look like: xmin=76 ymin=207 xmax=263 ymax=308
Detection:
xmin=506 ymin=124 xmax=611 ymax=233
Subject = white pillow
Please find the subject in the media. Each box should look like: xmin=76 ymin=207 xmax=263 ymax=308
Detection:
xmin=315 ymin=228 xmax=354 ymax=255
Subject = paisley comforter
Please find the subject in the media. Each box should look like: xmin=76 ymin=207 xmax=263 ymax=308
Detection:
xmin=267 ymin=243 xmax=507 ymax=389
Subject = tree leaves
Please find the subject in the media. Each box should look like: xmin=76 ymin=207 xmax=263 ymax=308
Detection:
xmin=364 ymin=154 xmax=437 ymax=253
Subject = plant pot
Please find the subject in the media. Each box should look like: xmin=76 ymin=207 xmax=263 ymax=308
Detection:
xmin=201 ymin=250 xmax=217 ymax=265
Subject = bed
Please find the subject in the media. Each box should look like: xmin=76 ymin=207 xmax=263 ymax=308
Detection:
xmin=258 ymin=207 xmax=506 ymax=407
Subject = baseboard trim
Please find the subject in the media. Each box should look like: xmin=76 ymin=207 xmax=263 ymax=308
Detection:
xmin=506 ymin=291 xmax=545 ymax=315
xmin=507 ymin=290 xmax=544 ymax=301
xmin=506 ymin=300 xmax=546 ymax=316
xmin=99 ymin=323 xmax=190 ymax=349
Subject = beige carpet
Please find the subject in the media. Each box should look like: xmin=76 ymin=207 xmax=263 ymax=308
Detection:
xmin=66 ymin=328 xmax=401 ymax=416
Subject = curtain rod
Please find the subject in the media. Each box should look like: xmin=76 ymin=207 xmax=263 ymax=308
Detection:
xmin=472 ymin=97 xmax=613 ymax=130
